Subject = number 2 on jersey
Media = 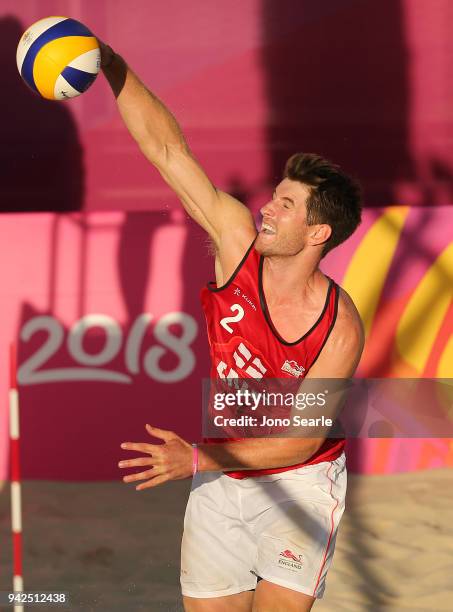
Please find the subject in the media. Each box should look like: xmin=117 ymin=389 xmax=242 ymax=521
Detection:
xmin=220 ymin=303 xmax=245 ymax=333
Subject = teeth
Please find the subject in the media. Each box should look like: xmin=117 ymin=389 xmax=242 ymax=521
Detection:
xmin=261 ymin=222 xmax=276 ymax=234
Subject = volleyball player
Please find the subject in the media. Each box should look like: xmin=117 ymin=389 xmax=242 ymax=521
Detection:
xmin=101 ymin=43 xmax=365 ymax=611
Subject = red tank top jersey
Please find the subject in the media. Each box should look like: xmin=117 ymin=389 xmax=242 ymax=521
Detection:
xmin=200 ymin=236 xmax=345 ymax=479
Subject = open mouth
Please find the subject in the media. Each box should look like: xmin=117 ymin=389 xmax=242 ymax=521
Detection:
xmin=261 ymin=221 xmax=276 ymax=235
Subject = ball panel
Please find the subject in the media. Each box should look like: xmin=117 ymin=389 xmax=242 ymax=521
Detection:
xmin=46 ymin=17 xmax=95 ymax=39
xmin=16 ymin=16 xmax=67 ymax=73
xmin=67 ymin=48 xmax=100 ymax=74
xmin=43 ymin=36 xmax=99 ymax=74
xmin=53 ymin=74 xmax=82 ymax=100
xmin=33 ymin=36 xmax=99 ymax=99
xmin=37 ymin=36 xmax=99 ymax=77
xmin=20 ymin=64 xmax=39 ymax=94
xmin=61 ymin=66 xmax=98 ymax=94
xmin=32 ymin=48 xmax=60 ymax=99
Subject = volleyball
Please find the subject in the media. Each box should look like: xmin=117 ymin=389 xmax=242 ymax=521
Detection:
xmin=16 ymin=16 xmax=100 ymax=100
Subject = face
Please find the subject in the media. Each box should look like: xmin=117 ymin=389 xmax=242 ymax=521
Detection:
xmin=254 ymin=178 xmax=313 ymax=256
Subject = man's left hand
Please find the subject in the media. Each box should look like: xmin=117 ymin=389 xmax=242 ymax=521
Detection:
xmin=119 ymin=425 xmax=193 ymax=490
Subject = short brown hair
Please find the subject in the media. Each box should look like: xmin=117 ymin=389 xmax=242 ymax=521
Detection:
xmin=284 ymin=153 xmax=362 ymax=256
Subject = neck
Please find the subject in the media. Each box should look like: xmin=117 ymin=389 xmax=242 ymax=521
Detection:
xmin=261 ymin=249 xmax=324 ymax=304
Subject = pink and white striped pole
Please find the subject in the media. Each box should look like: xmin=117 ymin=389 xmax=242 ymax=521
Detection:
xmin=9 ymin=343 xmax=24 ymax=610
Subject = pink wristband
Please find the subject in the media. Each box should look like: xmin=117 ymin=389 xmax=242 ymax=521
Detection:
xmin=192 ymin=443 xmax=198 ymax=476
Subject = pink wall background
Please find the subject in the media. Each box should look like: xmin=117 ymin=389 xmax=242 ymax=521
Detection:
xmin=1 ymin=1 xmax=452 ymax=479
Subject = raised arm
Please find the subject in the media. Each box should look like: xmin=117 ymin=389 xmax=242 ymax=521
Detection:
xmin=99 ymin=43 xmax=256 ymax=254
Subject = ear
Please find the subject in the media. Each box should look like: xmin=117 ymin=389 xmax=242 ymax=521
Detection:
xmin=308 ymin=224 xmax=332 ymax=247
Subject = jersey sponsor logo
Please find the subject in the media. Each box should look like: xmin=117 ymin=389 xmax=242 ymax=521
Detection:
xmin=232 ymin=287 xmax=257 ymax=311
xmin=278 ymin=549 xmax=303 ymax=571
xmin=281 ymin=359 xmax=305 ymax=378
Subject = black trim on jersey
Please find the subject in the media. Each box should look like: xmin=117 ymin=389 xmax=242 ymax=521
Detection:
xmin=258 ymin=254 xmax=334 ymax=346
xmin=308 ymin=282 xmax=340 ymax=369
xmin=206 ymin=234 xmax=258 ymax=293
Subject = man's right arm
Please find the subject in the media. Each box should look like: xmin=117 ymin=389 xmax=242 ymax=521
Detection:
xmin=99 ymin=44 xmax=256 ymax=258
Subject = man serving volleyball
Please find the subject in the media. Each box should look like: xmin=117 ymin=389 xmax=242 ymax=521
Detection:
xmin=100 ymin=39 xmax=364 ymax=612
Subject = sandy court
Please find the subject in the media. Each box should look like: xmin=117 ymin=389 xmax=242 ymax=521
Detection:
xmin=1 ymin=467 xmax=452 ymax=611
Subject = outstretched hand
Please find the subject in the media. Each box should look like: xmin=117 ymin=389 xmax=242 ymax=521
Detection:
xmin=119 ymin=425 xmax=193 ymax=490
xmin=95 ymin=38 xmax=115 ymax=68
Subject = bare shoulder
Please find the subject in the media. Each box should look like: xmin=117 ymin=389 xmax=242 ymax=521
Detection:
xmin=337 ymin=286 xmax=363 ymax=328
xmin=332 ymin=285 xmax=365 ymax=353
xmin=307 ymin=283 xmax=364 ymax=377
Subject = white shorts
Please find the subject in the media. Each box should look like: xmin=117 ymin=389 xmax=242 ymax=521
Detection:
xmin=180 ymin=452 xmax=346 ymax=599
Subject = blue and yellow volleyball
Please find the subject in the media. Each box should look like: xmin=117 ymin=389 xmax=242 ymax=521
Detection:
xmin=16 ymin=16 xmax=100 ymax=100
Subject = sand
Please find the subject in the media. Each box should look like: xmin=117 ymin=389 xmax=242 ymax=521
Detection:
xmin=1 ymin=468 xmax=452 ymax=612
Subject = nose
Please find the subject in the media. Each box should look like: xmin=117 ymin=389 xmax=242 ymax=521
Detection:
xmin=260 ymin=199 xmax=276 ymax=218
